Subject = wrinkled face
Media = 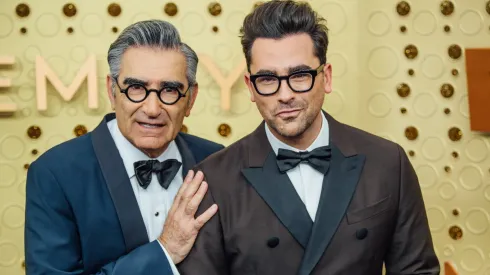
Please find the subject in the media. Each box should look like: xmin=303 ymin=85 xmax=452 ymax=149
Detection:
xmin=245 ymin=33 xmax=332 ymax=141
xmin=106 ymin=46 xmax=198 ymax=158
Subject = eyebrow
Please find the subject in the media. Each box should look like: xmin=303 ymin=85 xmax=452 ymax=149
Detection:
xmin=123 ymin=77 xmax=185 ymax=90
xmin=254 ymin=64 xmax=314 ymax=75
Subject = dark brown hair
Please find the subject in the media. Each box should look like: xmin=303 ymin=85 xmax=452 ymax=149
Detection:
xmin=239 ymin=0 xmax=329 ymax=71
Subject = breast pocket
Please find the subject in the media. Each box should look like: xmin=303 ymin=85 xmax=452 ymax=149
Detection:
xmin=346 ymin=195 xmax=391 ymax=225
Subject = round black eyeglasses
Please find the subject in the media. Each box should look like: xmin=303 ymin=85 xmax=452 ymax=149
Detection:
xmin=114 ymin=78 xmax=190 ymax=105
xmin=249 ymin=64 xmax=325 ymax=96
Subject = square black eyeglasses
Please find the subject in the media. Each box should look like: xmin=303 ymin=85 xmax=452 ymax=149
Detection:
xmin=249 ymin=64 xmax=325 ymax=96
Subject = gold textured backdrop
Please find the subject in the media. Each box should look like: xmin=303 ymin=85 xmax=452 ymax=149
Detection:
xmin=1 ymin=0 xmax=490 ymax=274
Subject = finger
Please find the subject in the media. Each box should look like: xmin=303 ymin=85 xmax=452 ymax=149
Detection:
xmin=169 ymin=170 xmax=194 ymax=213
xmin=194 ymin=204 xmax=218 ymax=230
xmin=184 ymin=181 xmax=208 ymax=216
xmin=180 ymin=170 xmax=204 ymax=205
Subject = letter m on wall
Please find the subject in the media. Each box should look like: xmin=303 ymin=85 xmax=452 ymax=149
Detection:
xmin=36 ymin=54 xmax=98 ymax=110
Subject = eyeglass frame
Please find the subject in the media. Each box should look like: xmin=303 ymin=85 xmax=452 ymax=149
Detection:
xmin=249 ymin=64 xmax=325 ymax=96
xmin=113 ymin=76 xmax=191 ymax=105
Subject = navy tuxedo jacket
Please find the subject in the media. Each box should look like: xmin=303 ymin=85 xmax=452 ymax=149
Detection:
xmin=24 ymin=113 xmax=224 ymax=275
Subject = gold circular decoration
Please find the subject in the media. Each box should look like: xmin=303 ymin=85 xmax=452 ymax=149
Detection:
xmin=112 ymin=26 xmax=118 ymax=33
xmin=397 ymin=83 xmax=411 ymax=97
xmin=440 ymin=83 xmax=454 ymax=98
xmin=208 ymin=2 xmax=222 ymax=16
xmin=180 ymin=124 xmax=188 ymax=133
xmin=486 ymin=1 xmax=490 ymax=15
xmin=452 ymin=151 xmax=458 ymax=158
xmin=16 ymin=3 xmax=30 ymax=17
xmin=67 ymin=27 xmax=74 ymax=33
xmin=451 ymin=69 xmax=458 ymax=76
xmin=444 ymin=166 xmax=451 ymax=173
xmin=404 ymin=44 xmax=418 ymax=59
xmin=20 ymin=27 xmax=27 ymax=34
xmin=448 ymin=44 xmax=462 ymax=59
xmin=448 ymin=127 xmax=462 ymax=141
xmin=218 ymin=123 xmax=231 ymax=137
xmin=405 ymin=126 xmax=418 ymax=140
xmin=452 ymin=209 xmax=459 ymax=216
xmin=400 ymin=25 xmax=407 ymax=33
xmin=440 ymin=1 xmax=455 ymax=16
xmin=448 ymin=225 xmax=463 ymax=240
xmin=164 ymin=2 xmax=178 ymax=16
xmin=408 ymin=150 xmax=415 ymax=157
xmin=63 ymin=3 xmax=77 ymax=17
xmin=408 ymin=69 xmax=414 ymax=76
xmin=108 ymin=3 xmax=122 ymax=17
xmin=74 ymin=125 xmax=88 ymax=137
xmin=24 ymin=163 xmax=30 ymax=170
xmin=396 ymin=1 xmax=410 ymax=16
xmin=254 ymin=1 xmax=264 ymax=9
xmin=27 ymin=126 xmax=42 ymax=139
xmin=400 ymin=107 xmax=407 ymax=114
xmin=31 ymin=149 xmax=38 ymax=155
xmin=444 ymin=25 xmax=451 ymax=32
xmin=444 ymin=108 xmax=451 ymax=114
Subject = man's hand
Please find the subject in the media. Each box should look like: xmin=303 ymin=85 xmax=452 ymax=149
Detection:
xmin=159 ymin=170 xmax=218 ymax=264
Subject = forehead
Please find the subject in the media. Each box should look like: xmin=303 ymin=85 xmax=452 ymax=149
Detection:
xmin=119 ymin=46 xmax=187 ymax=80
xmin=249 ymin=33 xmax=316 ymax=73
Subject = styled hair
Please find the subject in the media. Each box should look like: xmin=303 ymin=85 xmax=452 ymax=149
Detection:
xmin=239 ymin=0 xmax=329 ymax=71
xmin=107 ymin=20 xmax=198 ymax=95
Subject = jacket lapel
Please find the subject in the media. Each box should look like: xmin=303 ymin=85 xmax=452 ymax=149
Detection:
xmin=91 ymin=113 xmax=149 ymax=253
xmin=296 ymin=111 xmax=366 ymax=275
xmin=298 ymin=144 xmax=365 ymax=275
xmin=174 ymin=133 xmax=197 ymax=178
xmin=242 ymin=152 xmax=313 ymax=248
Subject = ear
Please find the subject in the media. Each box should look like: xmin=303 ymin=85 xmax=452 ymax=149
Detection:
xmin=185 ymin=83 xmax=199 ymax=117
xmin=106 ymin=75 xmax=116 ymax=109
xmin=244 ymin=72 xmax=256 ymax=102
xmin=323 ymin=63 xmax=333 ymax=94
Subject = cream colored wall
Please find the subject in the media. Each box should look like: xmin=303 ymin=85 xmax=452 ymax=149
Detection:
xmin=0 ymin=0 xmax=489 ymax=274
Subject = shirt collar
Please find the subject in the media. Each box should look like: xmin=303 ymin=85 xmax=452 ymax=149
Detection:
xmin=265 ymin=112 xmax=330 ymax=155
xmin=107 ymin=118 xmax=181 ymax=178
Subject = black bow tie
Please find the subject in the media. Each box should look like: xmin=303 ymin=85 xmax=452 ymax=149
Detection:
xmin=133 ymin=159 xmax=182 ymax=189
xmin=276 ymin=146 xmax=332 ymax=174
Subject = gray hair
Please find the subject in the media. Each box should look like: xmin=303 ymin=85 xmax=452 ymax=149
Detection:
xmin=107 ymin=20 xmax=198 ymax=97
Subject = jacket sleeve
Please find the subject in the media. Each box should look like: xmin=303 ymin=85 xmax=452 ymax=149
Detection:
xmin=177 ymin=174 xmax=229 ymax=275
xmin=24 ymin=161 xmax=173 ymax=275
xmin=384 ymin=145 xmax=440 ymax=275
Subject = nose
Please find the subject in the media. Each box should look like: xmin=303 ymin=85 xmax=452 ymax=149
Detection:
xmin=142 ymin=92 xmax=162 ymax=117
xmin=276 ymin=79 xmax=295 ymax=103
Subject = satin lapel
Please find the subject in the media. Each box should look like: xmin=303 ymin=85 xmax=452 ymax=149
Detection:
xmin=91 ymin=114 xmax=149 ymax=253
xmin=297 ymin=144 xmax=365 ymax=275
xmin=242 ymin=151 xmax=313 ymax=248
xmin=174 ymin=133 xmax=197 ymax=178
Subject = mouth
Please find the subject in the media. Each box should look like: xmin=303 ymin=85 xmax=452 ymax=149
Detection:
xmin=137 ymin=122 xmax=165 ymax=129
xmin=275 ymin=108 xmax=302 ymax=118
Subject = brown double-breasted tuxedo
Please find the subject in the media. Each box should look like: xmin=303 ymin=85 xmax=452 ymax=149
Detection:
xmin=178 ymin=111 xmax=439 ymax=275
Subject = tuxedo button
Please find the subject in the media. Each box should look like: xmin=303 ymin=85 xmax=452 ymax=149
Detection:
xmin=356 ymin=228 xmax=368 ymax=240
xmin=267 ymin=237 xmax=279 ymax=248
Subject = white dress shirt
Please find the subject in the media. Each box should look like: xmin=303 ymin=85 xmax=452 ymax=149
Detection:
xmin=107 ymin=119 xmax=180 ymax=275
xmin=264 ymin=112 xmax=330 ymax=221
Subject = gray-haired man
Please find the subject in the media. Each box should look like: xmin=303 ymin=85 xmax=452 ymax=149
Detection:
xmin=25 ymin=20 xmax=223 ymax=275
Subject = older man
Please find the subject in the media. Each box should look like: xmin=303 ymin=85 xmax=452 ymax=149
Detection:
xmin=25 ymin=20 xmax=222 ymax=275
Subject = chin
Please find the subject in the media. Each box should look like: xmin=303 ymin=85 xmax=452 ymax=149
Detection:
xmin=270 ymin=120 xmax=306 ymax=138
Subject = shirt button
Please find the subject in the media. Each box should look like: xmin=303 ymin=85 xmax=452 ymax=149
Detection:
xmin=155 ymin=212 xmax=159 ymax=217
